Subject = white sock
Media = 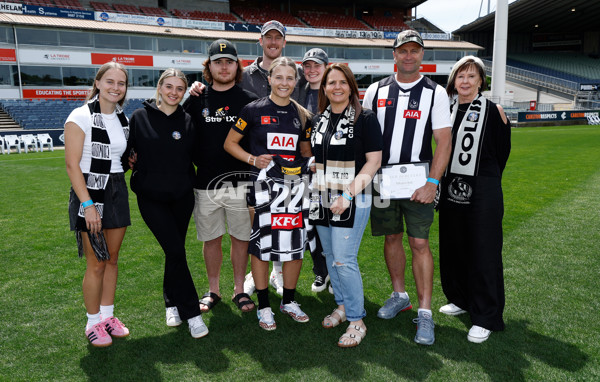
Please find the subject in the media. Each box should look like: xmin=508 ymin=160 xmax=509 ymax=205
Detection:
xmin=272 ymin=262 xmax=282 ymax=274
xmin=418 ymin=308 xmax=432 ymax=316
xmin=394 ymin=291 xmax=409 ymax=299
xmin=86 ymin=312 xmax=102 ymax=330
xmin=100 ymin=304 xmax=114 ymax=320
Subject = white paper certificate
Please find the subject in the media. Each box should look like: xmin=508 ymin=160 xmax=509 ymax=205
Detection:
xmin=378 ymin=162 xmax=429 ymax=200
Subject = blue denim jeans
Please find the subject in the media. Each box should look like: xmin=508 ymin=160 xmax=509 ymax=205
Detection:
xmin=316 ymin=194 xmax=371 ymax=322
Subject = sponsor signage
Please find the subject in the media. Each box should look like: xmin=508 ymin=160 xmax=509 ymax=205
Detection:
xmin=0 ymin=48 xmax=16 ymax=62
xmin=22 ymin=5 xmax=94 ymax=19
xmin=153 ymin=55 xmax=204 ymax=68
xmin=517 ymin=110 xmax=600 ymax=122
xmin=0 ymin=2 xmax=22 ymax=14
xmin=95 ymin=11 xmax=172 ymax=26
xmin=172 ymin=18 xmax=224 ymax=30
xmin=19 ymin=49 xmax=90 ymax=65
xmin=580 ymin=84 xmax=600 ymax=91
xmin=91 ymin=53 xmax=153 ymax=66
xmin=23 ymin=88 xmax=88 ymax=99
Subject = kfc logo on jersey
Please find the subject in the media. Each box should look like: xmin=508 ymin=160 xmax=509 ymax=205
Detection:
xmin=261 ymin=116 xmax=279 ymax=125
xmin=403 ymin=110 xmax=422 ymax=119
xmin=267 ymin=133 xmax=297 ymax=151
xmin=378 ymin=99 xmax=395 ymax=107
xmin=271 ymin=213 xmax=303 ymax=229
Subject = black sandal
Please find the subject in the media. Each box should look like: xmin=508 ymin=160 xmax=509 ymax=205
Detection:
xmin=199 ymin=292 xmax=221 ymax=312
xmin=232 ymin=293 xmax=255 ymax=312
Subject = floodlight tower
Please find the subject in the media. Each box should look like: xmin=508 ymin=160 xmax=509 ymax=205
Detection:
xmin=491 ymin=0 xmax=508 ymax=104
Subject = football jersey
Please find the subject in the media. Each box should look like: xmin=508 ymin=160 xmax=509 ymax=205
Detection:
xmin=232 ymin=97 xmax=310 ymax=162
xmin=247 ymin=156 xmax=316 ymax=262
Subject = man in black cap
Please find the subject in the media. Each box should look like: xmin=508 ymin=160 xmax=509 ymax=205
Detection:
xmin=242 ymin=19 xmax=305 ymax=99
xmin=183 ymin=39 xmax=258 ymax=314
xmin=362 ymin=29 xmax=452 ymax=346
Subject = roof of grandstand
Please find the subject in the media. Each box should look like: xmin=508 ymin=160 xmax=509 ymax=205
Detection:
xmin=455 ymin=0 xmax=600 ymax=33
xmin=0 ymin=12 xmax=482 ymax=50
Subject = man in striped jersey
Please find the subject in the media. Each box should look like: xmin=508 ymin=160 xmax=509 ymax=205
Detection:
xmin=362 ymin=30 xmax=452 ymax=346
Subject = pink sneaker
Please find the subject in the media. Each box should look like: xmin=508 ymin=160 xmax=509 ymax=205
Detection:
xmin=85 ymin=322 xmax=112 ymax=347
xmin=102 ymin=316 xmax=130 ymax=338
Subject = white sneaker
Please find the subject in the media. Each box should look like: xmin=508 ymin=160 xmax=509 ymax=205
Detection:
xmin=311 ymin=274 xmax=330 ymax=293
xmin=439 ymin=303 xmax=467 ymax=316
xmin=328 ymin=284 xmax=334 ymax=294
xmin=269 ymin=270 xmax=283 ymax=296
xmin=166 ymin=306 xmax=182 ymax=327
xmin=467 ymin=325 xmax=491 ymax=343
xmin=257 ymin=307 xmax=276 ymax=331
xmin=188 ymin=315 xmax=209 ymax=338
xmin=243 ymin=272 xmax=255 ymax=295
xmin=280 ymin=301 xmax=309 ymax=323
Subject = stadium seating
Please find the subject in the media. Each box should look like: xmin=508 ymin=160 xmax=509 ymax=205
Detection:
xmin=0 ymin=135 xmax=5 ymax=154
xmin=297 ymin=10 xmax=370 ymax=30
xmin=23 ymin=0 xmax=56 ymax=6
xmin=509 ymin=53 xmax=600 ymax=83
xmin=232 ymin=6 xmax=304 ymax=27
xmin=20 ymin=134 xmax=40 ymax=153
xmin=362 ymin=15 xmax=408 ymax=32
xmin=37 ymin=133 xmax=54 ymax=151
xmin=53 ymin=0 xmax=84 ymax=10
xmin=170 ymin=9 xmax=238 ymax=23
xmin=112 ymin=3 xmax=139 ymax=14
xmin=139 ymin=6 xmax=169 ymax=17
xmin=89 ymin=1 xmax=115 ymax=12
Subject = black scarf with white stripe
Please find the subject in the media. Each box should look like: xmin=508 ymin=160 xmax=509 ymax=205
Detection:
xmin=74 ymin=95 xmax=129 ymax=260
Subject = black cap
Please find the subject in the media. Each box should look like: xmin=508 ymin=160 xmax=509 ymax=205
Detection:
xmin=302 ymin=48 xmax=329 ymax=65
xmin=208 ymin=39 xmax=238 ymax=61
xmin=393 ymin=30 xmax=424 ymax=49
xmin=261 ymin=20 xmax=286 ymax=37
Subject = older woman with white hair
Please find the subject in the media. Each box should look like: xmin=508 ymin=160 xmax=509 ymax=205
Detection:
xmin=437 ymin=55 xmax=511 ymax=343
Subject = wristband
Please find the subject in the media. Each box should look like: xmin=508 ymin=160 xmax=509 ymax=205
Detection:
xmin=247 ymin=154 xmax=252 ymax=164
xmin=253 ymin=157 xmax=256 ymax=166
xmin=81 ymin=199 xmax=93 ymax=208
xmin=426 ymin=177 xmax=439 ymax=186
xmin=342 ymin=192 xmax=353 ymax=201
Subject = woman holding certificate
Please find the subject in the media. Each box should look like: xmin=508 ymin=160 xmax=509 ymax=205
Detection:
xmin=310 ymin=64 xmax=382 ymax=347
xmin=437 ymin=56 xmax=511 ymax=343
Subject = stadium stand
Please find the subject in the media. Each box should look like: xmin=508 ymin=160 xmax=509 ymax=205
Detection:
xmin=53 ymin=0 xmax=85 ymax=10
xmin=297 ymin=10 xmax=369 ymax=30
xmin=112 ymin=3 xmax=140 ymax=15
xmin=362 ymin=15 xmax=408 ymax=32
xmin=509 ymin=53 xmax=600 ymax=82
xmin=232 ymin=6 xmax=305 ymax=27
xmin=0 ymin=99 xmax=144 ymax=130
xmin=170 ymin=9 xmax=238 ymax=22
xmin=138 ymin=6 xmax=169 ymax=17
xmin=22 ymin=0 xmax=56 ymax=6
xmin=88 ymin=1 xmax=115 ymax=12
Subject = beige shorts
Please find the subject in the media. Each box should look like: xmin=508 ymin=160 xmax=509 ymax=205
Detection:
xmin=193 ymin=187 xmax=251 ymax=242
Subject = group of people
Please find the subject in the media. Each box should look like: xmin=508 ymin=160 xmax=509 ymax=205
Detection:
xmin=65 ymin=20 xmax=511 ymax=349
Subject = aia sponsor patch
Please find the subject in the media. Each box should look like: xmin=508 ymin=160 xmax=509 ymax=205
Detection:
xmin=403 ymin=109 xmax=421 ymax=119
xmin=261 ymin=116 xmax=279 ymax=125
xmin=235 ymin=118 xmax=247 ymax=131
xmin=271 ymin=213 xmax=302 ymax=229
xmin=378 ymin=99 xmax=395 ymax=107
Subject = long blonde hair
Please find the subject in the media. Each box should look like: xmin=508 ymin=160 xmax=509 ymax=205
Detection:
xmin=155 ymin=68 xmax=188 ymax=106
xmin=85 ymin=61 xmax=129 ymax=106
xmin=268 ymin=57 xmax=312 ymax=128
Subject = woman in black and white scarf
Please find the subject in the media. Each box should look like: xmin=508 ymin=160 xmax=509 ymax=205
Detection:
xmin=438 ymin=55 xmax=511 ymax=344
xmin=65 ymin=62 xmax=131 ymax=347
xmin=310 ymin=64 xmax=382 ymax=348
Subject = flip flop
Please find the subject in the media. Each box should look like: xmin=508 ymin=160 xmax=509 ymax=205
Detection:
xmin=199 ymin=292 xmax=221 ymax=312
xmin=232 ymin=293 xmax=256 ymax=312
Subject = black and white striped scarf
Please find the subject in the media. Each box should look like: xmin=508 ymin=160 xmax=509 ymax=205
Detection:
xmin=75 ymin=95 xmax=129 ymax=261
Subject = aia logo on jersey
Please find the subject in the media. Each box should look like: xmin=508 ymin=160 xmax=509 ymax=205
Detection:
xmin=378 ymin=99 xmax=395 ymax=107
xmin=267 ymin=133 xmax=297 ymax=151
xmin=403 ymin=110 xmax=421 ymax=119
xmin=261 ymin=116 xmax=279 ymax=125
xmin=272 ymin=213 xmax=302 ymax=230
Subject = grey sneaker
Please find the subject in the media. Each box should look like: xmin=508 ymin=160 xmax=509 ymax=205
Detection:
xmin=413 ymin=311 xmax=435 ymax=345
xmin=377 ymin=292 xmax=412 ymax=319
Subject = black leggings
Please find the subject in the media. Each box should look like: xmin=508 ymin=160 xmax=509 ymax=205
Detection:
xmin=137 ymin=192 xmax=200 ymax=321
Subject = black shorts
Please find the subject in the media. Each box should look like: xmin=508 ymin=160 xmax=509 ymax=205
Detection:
xmin=69 ymin=172 xmax=131 ymax=230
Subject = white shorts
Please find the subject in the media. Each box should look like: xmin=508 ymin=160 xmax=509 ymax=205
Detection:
xmin=193 ymin=187 xmax=251 ymax=242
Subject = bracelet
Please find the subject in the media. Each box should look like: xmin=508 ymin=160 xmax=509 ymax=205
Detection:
xmin=342 ymin=192 xmax=353 ymax=201
xmin=426 ymin=177 xmax=440 ymax=186
xmin=247 ymin=154 xmax=252 ymax=164
xmin=253 ymin=157 xmax=256 ymax=166
xmin=81 ymin=199 xmax=93 ymax=208
xmin=345 ymin=187 xmax=354 ymax=198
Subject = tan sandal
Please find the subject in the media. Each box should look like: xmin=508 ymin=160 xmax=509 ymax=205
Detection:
xmin=322 ymin=308 xmax=346 ymax=328
xmin=338 ymin=324 xmax=367 ymax=348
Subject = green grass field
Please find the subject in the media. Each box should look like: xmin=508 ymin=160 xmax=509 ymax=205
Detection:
xmin=1 ymin=125 xmax=599 ymax=381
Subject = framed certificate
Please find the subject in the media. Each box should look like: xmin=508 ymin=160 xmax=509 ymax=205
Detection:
xmin=377 ymin=162 xmax=429 ymax=200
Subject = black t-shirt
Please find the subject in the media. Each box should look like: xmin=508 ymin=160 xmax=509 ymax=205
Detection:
xmin=304 ymin=88 xmax=319 ymax=114
xmin=232 ymin=97 xmax=311 ymax=162
xmin=183 ymin=85 xmax=258 ymax=189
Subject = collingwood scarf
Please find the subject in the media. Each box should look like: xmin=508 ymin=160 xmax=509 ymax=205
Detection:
xmin=441 ymin=93 xmax=489 ymax=206
xmin=75 ymin=95 xmax=129 ymax=261
xmin=310 ymin=105 xmax=357 ymax=227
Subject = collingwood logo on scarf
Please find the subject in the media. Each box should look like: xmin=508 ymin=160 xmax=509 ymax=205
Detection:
xmin=449 ymin=95 xmax=487 ymax=176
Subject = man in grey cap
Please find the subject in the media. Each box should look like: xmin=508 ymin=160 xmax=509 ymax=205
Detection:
xmin=241 ymin=19 xmax=305 ymax=99
xmin=299 ymin=48 xmax=329 ymax=114
xmin=362 ymin=29 xmax=452 ymax=346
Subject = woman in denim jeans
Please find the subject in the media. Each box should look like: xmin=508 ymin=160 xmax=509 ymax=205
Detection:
xmin=309 ymin=64 xmax=382 ymax=347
